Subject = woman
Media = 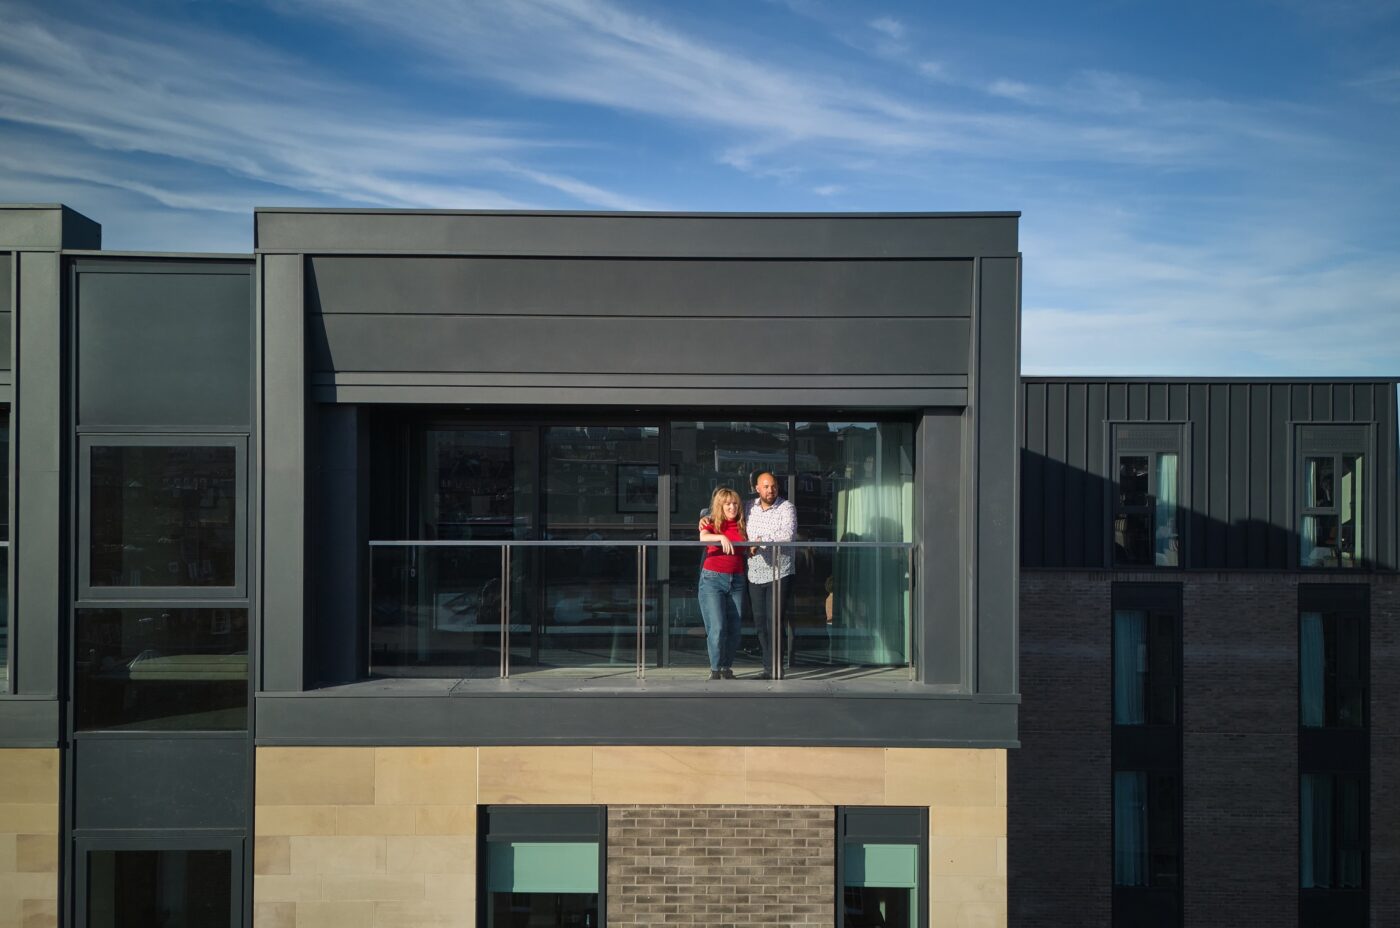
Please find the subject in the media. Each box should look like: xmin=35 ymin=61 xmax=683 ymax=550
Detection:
xmin=698 ymin=486 xmax=747 ymax=680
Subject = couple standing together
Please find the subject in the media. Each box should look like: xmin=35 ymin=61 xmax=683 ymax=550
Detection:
xmin=697 ymin=472 xmax=796 ymax=680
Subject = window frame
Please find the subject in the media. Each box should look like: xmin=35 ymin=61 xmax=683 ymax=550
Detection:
xmin=1293 ymin=425 xmax=1373 ymax=570
xmin=1107 ymin=422 xmax=1187 ymax=569
xmin=836 ymin=806 xmax=929 ymax=928
xmin=73 ymin=833 xmax=245 ymax=928
xmin=477 ymin=805 xmax=606 ymax=928
xmin=77 ymin=434 xmax=248 ymax=601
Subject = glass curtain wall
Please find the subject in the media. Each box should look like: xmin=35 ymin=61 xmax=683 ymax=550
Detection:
xmin=374 ymin=416 xmax=914 ymax=679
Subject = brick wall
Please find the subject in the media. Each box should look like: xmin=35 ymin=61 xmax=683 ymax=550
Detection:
xmin=606 ymin=805 xmax=834 ymax=927
xmin=1011 ymin=571 xmax=1399 ymax=928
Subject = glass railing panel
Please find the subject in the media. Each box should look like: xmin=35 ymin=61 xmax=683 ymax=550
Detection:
xmin=508 ymin=544 xmax=652 ymax=676
xmin=370 ymin=544 xmax=507 ymax=678
xmin=369 ymin=541 xmax=914 ymax=681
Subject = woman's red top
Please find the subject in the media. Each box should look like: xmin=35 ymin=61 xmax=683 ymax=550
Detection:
xmin=703 ymin=521 xmax=747 ymax=574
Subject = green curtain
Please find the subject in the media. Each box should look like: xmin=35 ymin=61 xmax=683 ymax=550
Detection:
xmin=845 ymin=842 xmax=918 ymax=888
xmin=486 ymin=841 xmax=598 ymax=893
xmin=833 ymin=427 xmax=913 ymax=666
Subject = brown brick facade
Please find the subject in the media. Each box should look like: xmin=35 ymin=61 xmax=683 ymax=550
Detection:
xmin=606 ymin=805 xmax=835 ymax=927
xmin=1011 ymin=571 xmax=1399 ymax=928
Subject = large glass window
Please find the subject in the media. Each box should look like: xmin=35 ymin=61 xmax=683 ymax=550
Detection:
xmin=0 ymin=408 xmax=8 ymax=689
xmin=1113 ymin=770 xmax=1181 ymax=889
xmin=1301 ymin=772 xmax=1365 ymax=890
xmin=84 ymin=847 xmax=236 ymax=928
xmin=1299 ymin=453 xmax=1365 ymax=568
xmin=74 ymin=608 xmax=248 ymax=731
xmin=86 ymin=441 xmax=242 ymax=592
xmin=480 ymin=806 xmax=602 ymax=928
xmin=1113 ymin=608 xmax=1179 ymax=726
xmin=839 ymin=807 xmax=926 ymax=928
xmin=1300 ymin=609 xmax=1367 ymax=729
xmin=1113 ymin=452 xmax=1180 ymax=567
xmin=372 ymin=416 xmax=914 ymax=680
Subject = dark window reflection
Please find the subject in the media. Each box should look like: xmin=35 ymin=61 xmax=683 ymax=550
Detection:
xmin=75 ymin=608 xmax=247 ymax=731
xmin=844 ymin=886 xmax=913 ymax=927
xmin=87 ymin=849 xmax=231 ymax=928
xmin=1113 ymin=771 xmax=1181 ymax=888
xmin=1302 ymin=773 xmax=1365 ymax=889
xmin=486 ymin=892 xmax=598 ymax=927
xmin=90 ymin=445 xmax=237 ymax=587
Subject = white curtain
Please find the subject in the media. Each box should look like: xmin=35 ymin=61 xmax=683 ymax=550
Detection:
xmin=1154 ymin=453 xmax=1179 ymax=566
xmin=1300 ymin=460 xmax=1319 ymax=564
xmin=1113 ymin=611 xmax=1147 ymax=725
xmin=1113 ymin=771 xmax=1147 ymax=886
xmin=1300 ymin=612 xmax=1325 ymax=728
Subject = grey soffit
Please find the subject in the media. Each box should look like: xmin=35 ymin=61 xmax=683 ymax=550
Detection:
xmin=0 ymin=204 xmax=101 ymax=250
xmin=307 ymin=256 xmax=975 ymax=318
xmin=313 ymin=385 xmax=970 ymax=407
xmin=253 ymin=689 xmax=1020 ymax=748
xmin=256 ymin=210 xmax=1020 ymax=257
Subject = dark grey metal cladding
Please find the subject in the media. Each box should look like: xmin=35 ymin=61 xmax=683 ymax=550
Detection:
xmin=257 ymin=210 xmax=1019 ymax=257
xmin=0 ymin=699 xmax=61 ymax=746
xmin=917 ymin=410 xmax=965 ymax=686
xmin=72 ymin=736 xmax=248 ymax=830
xmin=74 ymin=260 xmax=252 ymax=428
xmin=0 ymin=205 xmax=101 ymax=251
xmin=311 ymin=315 xmax=970 ymax=375
xmin=1020 ymin=379 xmax=1400 ymax=570
xmin=14 ymin=251 xmax=62 ymax=696
xmin=975 ymin=258 xmax=1020 ymax=695
xmin=261 ymin=254 xmax=309 ymax=692
xmin=254 ymin=690 xmax=1019 ymax=748
xmin=306 ymin=250 xmax=976 ymax=405
xmin=0 ymin=253 xmax=12 ymax=374
xmin=308 ymin=256 xmax=974 ymax=317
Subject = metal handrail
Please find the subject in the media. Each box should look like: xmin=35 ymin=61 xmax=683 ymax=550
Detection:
xmin=369 ymin=539 xmax=914 ymax=548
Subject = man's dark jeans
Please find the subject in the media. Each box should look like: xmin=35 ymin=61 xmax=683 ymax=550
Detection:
xmin=749 ymin=577 xmax=796 ymax=674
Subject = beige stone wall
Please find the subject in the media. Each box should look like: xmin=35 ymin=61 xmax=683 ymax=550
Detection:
xmin=0 ymin=749 xmax=59 ymax=928
xmin=254 ymin=746 xmax=1006 ymax=928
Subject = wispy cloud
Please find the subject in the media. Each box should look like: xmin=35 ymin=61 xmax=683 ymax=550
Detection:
xmin=0 ymin=0 xmax=646 ymax=234
xmin=283 ymin=0 xmax=1335 ymax=177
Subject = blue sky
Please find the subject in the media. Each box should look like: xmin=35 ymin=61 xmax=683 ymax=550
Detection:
xmin=1 ymin=0 xmax=1398 ymax=375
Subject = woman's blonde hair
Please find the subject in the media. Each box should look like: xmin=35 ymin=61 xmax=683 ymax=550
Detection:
xmin=709 ymin=487 xmax=746 ymax=536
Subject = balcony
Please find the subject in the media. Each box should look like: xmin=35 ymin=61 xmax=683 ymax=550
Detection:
xmin=369 ymin=539 xmax=916 ymax=685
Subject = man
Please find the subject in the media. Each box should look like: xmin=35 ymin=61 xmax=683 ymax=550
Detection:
xmin=701 ymin=471 xmax=797 ymax=678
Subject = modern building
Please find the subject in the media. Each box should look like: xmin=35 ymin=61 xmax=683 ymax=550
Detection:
xmin=0 ymin=204 xmax=1022 ymax=928
xmin=1010 ymin=377 xmax=1399 ymax=928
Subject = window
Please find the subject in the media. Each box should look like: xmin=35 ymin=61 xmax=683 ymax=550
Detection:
xmin=1296 ymin=426 xmax=1369 ymax=568
xmin=1300 ymin=608 xmax=1367 ymax=729
xmin=1111 ymin=583 xmax=1181 ymax=928
xmin=1113 ymin=608 xmax=1179 ymax=726
xmin=74 ymin=608 xmax=248 ymax=731
xmin=82 ymin=438 xmax=245 ymax=596
xmin=1111 ymin=425 xmax=1182 ymax=567
xmin=1298 ymin=583 xmax=1369 ymax=927
xmin=479 ymin=806 xmax=603 ymax=928
xmin=77 ymin=839 xmax=242 ymax=928
xmin=1301 ymin=772 xmax=1365 ymax=891
xmin=1113 ymin=771 xmax=1181 ymax=889
xmin=0 ymin=408 xmax=8 ymax=689
xmin=838 ymin=808 xmax=927 ymax=928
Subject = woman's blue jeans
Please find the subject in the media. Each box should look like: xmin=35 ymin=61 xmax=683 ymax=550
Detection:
xmin=697 ymin=568 xmax=745 ymax=671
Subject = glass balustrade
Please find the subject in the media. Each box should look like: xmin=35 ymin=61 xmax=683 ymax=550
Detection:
xmin=369 ymin=540 xmax=916 ymax=681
